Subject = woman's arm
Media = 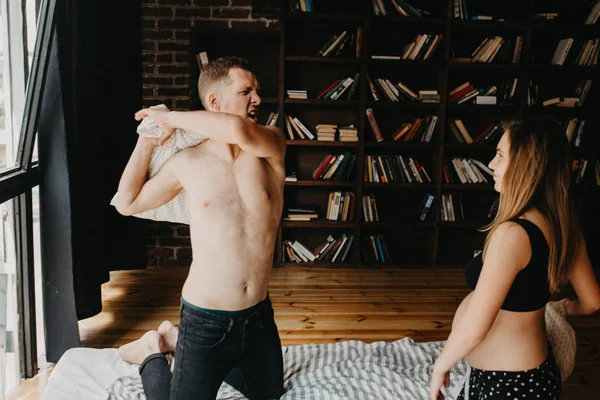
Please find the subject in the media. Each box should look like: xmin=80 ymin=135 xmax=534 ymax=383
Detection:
xmin=563 ymin=234 xmax=600 ymax=316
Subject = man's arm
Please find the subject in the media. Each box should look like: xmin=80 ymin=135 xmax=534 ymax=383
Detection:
xmin=135 ymin=108 xmax=286 ymax=159
xmin=115 ymin=137 xmax=183 ymax=216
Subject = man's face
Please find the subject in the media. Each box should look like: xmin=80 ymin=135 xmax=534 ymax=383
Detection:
xmin=217 ymin=68 xmax=262 ymax=123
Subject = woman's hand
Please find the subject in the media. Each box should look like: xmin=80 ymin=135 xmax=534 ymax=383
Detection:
xmin=430 ymin=364 xmax=451 ymax=400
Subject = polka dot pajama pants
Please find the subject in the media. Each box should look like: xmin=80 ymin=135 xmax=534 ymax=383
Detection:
xmin=456 ymin=356 xmax=561 ymax=399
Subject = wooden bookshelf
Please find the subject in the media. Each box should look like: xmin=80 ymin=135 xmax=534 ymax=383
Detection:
xmin=188 ymin=0 xmax=600 ymax=268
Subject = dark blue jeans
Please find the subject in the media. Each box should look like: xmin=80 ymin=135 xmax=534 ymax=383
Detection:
xmin=139 ymin=296 xmax=284 ymax=400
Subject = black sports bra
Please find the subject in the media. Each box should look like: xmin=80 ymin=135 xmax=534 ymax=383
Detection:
xmin=465 ymin=218 xmax=550 ymax=312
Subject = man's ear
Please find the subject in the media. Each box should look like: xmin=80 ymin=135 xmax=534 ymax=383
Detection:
xmin=206 ymin=92 xmax=220 ymax=112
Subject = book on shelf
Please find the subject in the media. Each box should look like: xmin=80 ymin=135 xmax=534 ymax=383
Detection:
xmin=453 ymin=0 xmax=468 ymax=19
xmin=195 ymin=51 xmax=209 ymax=70
xmin=572 ymin=159 xmax=588 ymax=184
xmin=368 ymin=76 xmax=420 ymax=102
xmin=449 ymin=80 xmax=519 ymax=105
xmin=444 ymin=157 xmax=493 ymax=184
xmin=447 ymin=119 xmax=473 ymax=144
xmin=392 ymin=116 xmax=438 ymax=143
xmin=595 ymin=160 xmax=600 ymax=186
xmin=586 ymin=1 xmax=600 ymax=25
xmin=287 ymin=89 xmax=308 ymax=99
xmin=363 ymin=234 xmax=392 ymax=264
xmin=317 ymin=74 xmax=360 ymax=100
xmin=327 ymin=191 xmax=356 ymax=222
xmin=283 ymin=234 xmax=354 ymax=264
xmin=315 ymin=124 xmax=337 ymax=142
xmin=317 ymin=28 xmax=362 ymax=58
xmin=288 ymin=0 xmax=312 ymax=12
xmin=487 ymin=196 xmax=500 ymax=219
xmin=338 ymin=125 xmax=359 ymax=142
xmin=383 ymin=33 xmax=444 ymax=61
xmin=372 ymin=0 xmax=430 ymax=17
xmin=286 ymin=114 xmax=315 ymax=140
xmin=312 ymin=152 xmax=357 ymax=181
xmin=534 ymin=13 xmax=558 ymax=20
xmin=467 ymin=36 xmax=523 ymax=64
xmin=420 ymin=193 xmax=435 ymax=221
xmin=264 ymin=112 xmax=279 ymax=127
xmin=419 ymin=90 xmax=440 ymax=103
xmin=366 ymin=108 xmax=384 ymax=142
xmin=441 ymin=193 xmax=465 ymax=222
xmin=364 ymin=155 xmax=431 ymax=184
xmin=552 ymin=38 xmax=599 ymax=66
xmin=362 ymin=194 xmax=380 ymax=222
xmin=285 ymin=172 xmax=298 ymax=182
xmin=285 ymin=205 xmax=319 ymax=221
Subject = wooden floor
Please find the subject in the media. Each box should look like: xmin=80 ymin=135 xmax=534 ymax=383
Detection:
xmin=12 ymin=267 xmax=600 ymax=399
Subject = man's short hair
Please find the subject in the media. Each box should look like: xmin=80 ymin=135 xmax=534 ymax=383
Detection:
xmin=197 ymin=56 xmax=252 ymax=109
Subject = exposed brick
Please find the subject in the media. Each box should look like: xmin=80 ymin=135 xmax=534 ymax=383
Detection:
xmin=157 ymin=18 xmax=192 ymax=29
xmin=174 ymin=7 xmax=211 ymax=18
xmin=194 ymin=0 xmax=228 ymax=5
xmin=144 ymin=77 xmax=174 ymax=86
xmin=144 ymin=6 xmax=174 ymax=17
xmin=174 ymin=30 xmax=193 ymax=41
xmin=159 ymin=237 xmax=192 ymax=247
xmin=142 ymin=53 xmax=155 ymax=63
xmin=158 ymin=87 xmax=190 ymax=96
xmin=159 ymin=258 xmax=192 ymax=267
xmin=157 ymin=41 xmax=189 ymax=52
xmin=148 ymin=247 xmax=175 ymax=258
xmin=142 ymin=29 xmax=174 ymax=40
xmin=231 ymin=0 xmax=252 ymax=5
xmin=174 ymin=77 xmax=190 ymax=86
xmin=175 ymin=53 xmax=191 ymax=63
xmin=146 ymin=222 xmax=176 ymax=236
xmin=191 ymin=19 xmax=229 ymax=29
xmin=156 ymin=53 xmax=174 ymax=63
xmin=141 ymin=0 xmax=157 ymax=5
xmin=143 ymin=88 xmax=155 ymax=97
xmin=143 ymin=64 xmax=156 ymax=74
xmin=141 ymin=18 xmax=157 ymax=29
xmin=142 ymin=40 xmax=157 ymax=51
xmin=213 ymin=7 xmax=251 ymax=19
xmin=176 ymin=247 xmax=193 ymax=258
xmin=176 ymin=226 xmax=190 ymax=236
xmin=158 ymin=65 xmax=190 ymax=74
xmin=230 ymin=20 xmax=268 ymax=30
xmin=157 ymin=0 xmax=189 ymax=4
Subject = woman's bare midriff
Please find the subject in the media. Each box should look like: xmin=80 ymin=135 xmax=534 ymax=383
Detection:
xmin=455 ymin=292 xmax=549 ymax=371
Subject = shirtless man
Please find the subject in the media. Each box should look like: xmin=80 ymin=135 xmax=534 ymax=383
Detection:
xmin=114 ymin=57 xmax=286 ymax=400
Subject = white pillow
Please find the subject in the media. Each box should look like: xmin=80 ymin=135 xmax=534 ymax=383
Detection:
xmin=110 ymin=117 xmax=207 ymax=224
xmin=545 ymin=300 xmax=577 ymax=382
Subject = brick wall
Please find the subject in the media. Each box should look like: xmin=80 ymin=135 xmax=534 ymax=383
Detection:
xmin=141 ymin=0 xmax=277 ymax=267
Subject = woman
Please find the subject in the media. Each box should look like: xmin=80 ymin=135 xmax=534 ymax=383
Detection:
xmin=430 ymin=115 xmax=600 ymax=400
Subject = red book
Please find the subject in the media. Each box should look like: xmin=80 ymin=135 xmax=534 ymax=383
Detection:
xmin=317 ymin=79 xmax=341 ymax=99
xmin=366 ymin=108 xmax=384 ymax=142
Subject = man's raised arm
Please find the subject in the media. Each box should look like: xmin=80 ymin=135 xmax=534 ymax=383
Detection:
xmin=115 ymin=136 xmax=183 ymax=216
xmin=135 ymin=108 xmax=286 ymax=159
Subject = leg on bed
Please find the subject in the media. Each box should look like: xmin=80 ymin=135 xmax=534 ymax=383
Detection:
xmin=139 ymin=353 xmax=172 ymax=400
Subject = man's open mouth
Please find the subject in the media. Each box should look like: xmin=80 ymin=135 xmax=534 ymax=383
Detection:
xmin=248 ymin=110 xmax=257 ymax=123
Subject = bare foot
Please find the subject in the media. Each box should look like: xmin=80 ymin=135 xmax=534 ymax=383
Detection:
xmin=118 ymin=330 xmax=162 ymax=365
xmin=157 ymin=320 xmax=179 ymax=353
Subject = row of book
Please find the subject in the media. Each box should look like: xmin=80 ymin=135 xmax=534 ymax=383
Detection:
xmin=366 ymin=108 xmax=437 ymax=143
xmin=364 ymin=234 xmax=393 ymax=264
xmin=362 ymin=194 xmax=379 ymax=222
xmin=317 ymin=74 xmax=361 ymax=100
xmin=315 ymin=124 xmax=358 ymax=142
xmin=449 ymin=79 xmax=519 ymax=105
xmin=552 ymin=38 xmax=599 ymax=66
xmin=372 ymin=0 xmax=429 ymax=17
xmin=326 ymin=191 xmax=356 ymax=222
xmin=371 ymin=33 xmax=443 ymax=62
xmin=367 ymin=76 xmax=436 ymax=103
xmin=283 ymin=234 xmax=354 ymax=264
xmin=466 ymin=36 xmax=524 ymax=64
xmin=312 ymin=152 xmax=357 ymax=181
xmin=365 ymin=155 xmax=432 ymax=184
xmin=586 ymin=1 xmax=600 ymax=25
xmin=317 ymin=29 xmax=362 ymax=58
xmin=447 ymin=120 xmax=502 ymax=144
xmin=444 ymin=157 xmax=493 ymax=184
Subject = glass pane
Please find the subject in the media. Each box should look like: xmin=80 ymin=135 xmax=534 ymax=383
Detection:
xmin=0 ymin=15 xmax=13 ymax=171
xmin=0 ymin=198 xmax=20 ymax=397
xmin=26 ymin=0 xmax=38 ymax=163
xmin=32 ymin=186 xmax=44 ymax=367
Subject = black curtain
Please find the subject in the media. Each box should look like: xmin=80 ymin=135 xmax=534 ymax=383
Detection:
xmin=40 ymin=0 xmax=145 ymax=362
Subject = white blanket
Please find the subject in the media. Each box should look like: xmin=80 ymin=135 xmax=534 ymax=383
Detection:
xmin=41 ymin=302 xmax=576 ymax=400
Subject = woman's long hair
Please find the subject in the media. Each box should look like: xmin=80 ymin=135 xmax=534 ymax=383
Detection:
xmin=482 ymin=115 xmax=580 ymax=292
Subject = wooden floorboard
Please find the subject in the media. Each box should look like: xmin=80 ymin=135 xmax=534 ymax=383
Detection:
xmin=11 ymin=267 xmax=600 ymax=399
